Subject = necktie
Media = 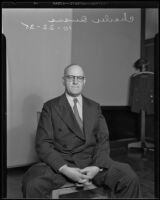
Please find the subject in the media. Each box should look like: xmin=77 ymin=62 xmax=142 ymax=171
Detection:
xmin=73 ymin=98 xmax=83 ymax=131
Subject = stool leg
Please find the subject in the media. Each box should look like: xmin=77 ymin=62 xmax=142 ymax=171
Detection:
xmin=52 ymin=190 xmax=60 ymax=199
xmin=52 ymin=187 xmax=77 ymax=199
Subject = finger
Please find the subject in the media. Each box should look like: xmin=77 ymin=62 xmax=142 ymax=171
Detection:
xmin=80 ymin=169 xmax=88 ymax=173
xmin=78 ymin=178 xmax=88 ymax=183
xmin=75 ymin=183 xmax=84 ymax=187
xmin=80 ymin=171 xmax=90 ymax=177
xmin=74 ymin=168 xmax=81 ymax=172
xmin=80 ymin=174 xmax=90 ymax=179
xmin=83 ymin=181 xmax=92 ymax=186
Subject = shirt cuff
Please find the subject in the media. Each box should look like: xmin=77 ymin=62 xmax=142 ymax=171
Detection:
xmin=59 ymin=164 xmax=68 ymax=172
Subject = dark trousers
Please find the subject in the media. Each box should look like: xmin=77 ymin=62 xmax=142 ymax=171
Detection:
xmin=21 ymin=160 xmax=142 ymax=198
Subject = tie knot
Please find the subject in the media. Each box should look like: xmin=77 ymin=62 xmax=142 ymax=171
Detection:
xmin=73 ymin=98 xmax=78 ymax=104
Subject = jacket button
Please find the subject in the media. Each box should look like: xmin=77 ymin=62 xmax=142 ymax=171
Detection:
xmin=58 ymin=128 xmax=62 ymax=132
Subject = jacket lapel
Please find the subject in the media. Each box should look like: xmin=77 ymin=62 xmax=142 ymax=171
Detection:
xmin=55 ymin=94 xmax=85 ymax=140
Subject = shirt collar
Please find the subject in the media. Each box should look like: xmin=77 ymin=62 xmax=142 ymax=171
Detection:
xmin=65 ymin=93 xmax=82 ymax=106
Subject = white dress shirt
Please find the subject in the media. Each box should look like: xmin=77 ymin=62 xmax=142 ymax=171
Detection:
xmin=65 ymin=93 xmax=83 ymax=121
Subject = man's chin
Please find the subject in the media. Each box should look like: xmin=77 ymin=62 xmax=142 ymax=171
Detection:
xmin=68 ymin=92 xmax=81 ymax=97
xmin=72 ymin=93 xmax=81 ymax=97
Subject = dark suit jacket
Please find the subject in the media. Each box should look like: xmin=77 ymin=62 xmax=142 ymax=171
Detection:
xmin=36 ymin=93 xmax=111 ymax=173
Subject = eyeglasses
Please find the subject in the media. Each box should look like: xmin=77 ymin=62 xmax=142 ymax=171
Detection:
xmin=65 ymin=75 xmax=85 ymax=82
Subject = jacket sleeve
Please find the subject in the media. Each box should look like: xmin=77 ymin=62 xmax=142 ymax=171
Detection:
xmin=35 ymin=103 xmax=67 ymax=173
xmin=91 ymin=104 xmax=111 ymax=169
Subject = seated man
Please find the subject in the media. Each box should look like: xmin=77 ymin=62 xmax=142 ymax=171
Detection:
xmin=22 ymin=64 xmax=142 ymax=198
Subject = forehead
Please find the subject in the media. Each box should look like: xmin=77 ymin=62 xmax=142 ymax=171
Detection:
xmin=66 ymin=65 xmax=84 ymax=76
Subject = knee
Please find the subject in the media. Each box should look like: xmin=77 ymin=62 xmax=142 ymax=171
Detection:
xmin=22 ymin=178 xmax=42 ymax=198
xmin=27 ymin=178 xmax=41 ymax=191
xmin=124 ymin=164 xmax=139 ymax=184
xmin=130 ymin=173 xmax=140 ymax=186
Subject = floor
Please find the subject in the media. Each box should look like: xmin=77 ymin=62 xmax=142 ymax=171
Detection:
xmin=7 ymin=148 xmax=155 ymax=199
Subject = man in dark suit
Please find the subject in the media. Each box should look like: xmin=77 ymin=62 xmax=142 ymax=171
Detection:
xmin=22 ymin=64 xmax=142 ymax=198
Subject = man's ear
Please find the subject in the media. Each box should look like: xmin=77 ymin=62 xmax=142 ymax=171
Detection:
xmin=62 ymin=77 xmax=65 ymax=86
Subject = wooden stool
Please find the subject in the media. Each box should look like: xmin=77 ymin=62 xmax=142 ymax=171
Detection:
xmin=51 ymin=182 xmax=110 ymax=199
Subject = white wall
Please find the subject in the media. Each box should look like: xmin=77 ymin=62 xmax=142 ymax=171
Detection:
xmin=3 ymin=9 xmax=72 ymax=167
xmin=71 ymin=9 xmax=141 ymax=105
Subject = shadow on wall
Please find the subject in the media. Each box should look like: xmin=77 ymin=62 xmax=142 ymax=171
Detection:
xmin=8 ymin=94 xmax=44 ymax=167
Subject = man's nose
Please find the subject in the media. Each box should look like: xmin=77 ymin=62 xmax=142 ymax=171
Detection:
xmin=73 ymin=76 xmax=78 ymax=84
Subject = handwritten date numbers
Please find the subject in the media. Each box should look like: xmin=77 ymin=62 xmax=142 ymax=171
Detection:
xmin=21 ymin=23 xmax=71 ymax=31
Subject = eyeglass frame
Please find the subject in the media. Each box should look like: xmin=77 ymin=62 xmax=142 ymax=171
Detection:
xmin=64 ymin=75 xmax=86 ymax=82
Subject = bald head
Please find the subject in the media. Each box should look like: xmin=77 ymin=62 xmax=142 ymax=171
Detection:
xmin=64 ymin=64 xmax=85 ymax=77
xmin=63 ymin=64 xmax=86 ymax=97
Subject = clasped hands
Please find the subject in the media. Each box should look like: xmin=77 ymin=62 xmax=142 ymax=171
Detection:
xmin=60 ymin=165 xmax=100 ymax=185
